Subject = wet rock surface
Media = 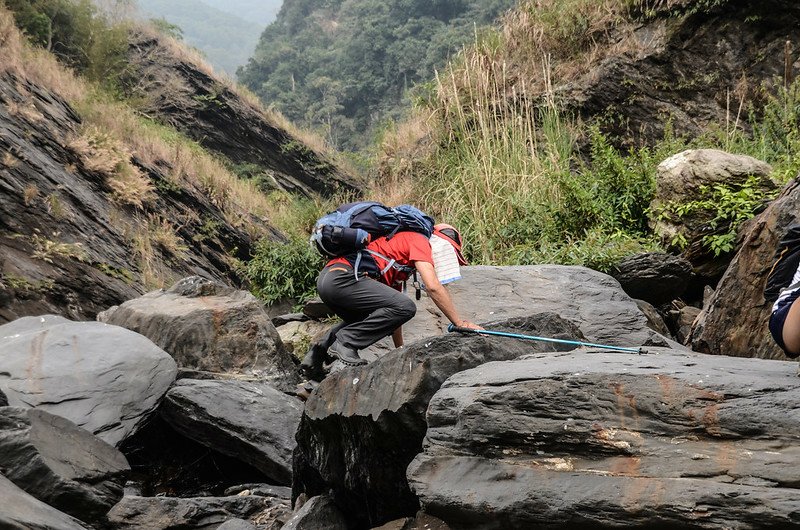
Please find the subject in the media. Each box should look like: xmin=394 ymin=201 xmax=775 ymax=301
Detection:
xmin=120 ymin=414 xmax=275 ymax=498
xmin=0 ymin=315 xmax=176 ymax=445
xmin=408 ymin=347 xmax=800 ymax=529
xmin=0 ymin=407 xmax=129 ymax=525
xmin=162 ymin=378 xmax=303 ymax=485
xmin=294 ymin=314 xmax=585 ymax=528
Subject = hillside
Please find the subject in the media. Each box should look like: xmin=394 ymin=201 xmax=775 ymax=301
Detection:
xmin=238 ymin=0 xmax=517 ymax=151
xmin=0 ymin=2 xmax=351 ymax=323
xmin=137 ymin=0 xmax=263 ymax=75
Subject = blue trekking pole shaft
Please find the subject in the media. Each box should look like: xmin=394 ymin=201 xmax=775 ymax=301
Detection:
xmin=447 ymin=325 xmax=644 ymax=354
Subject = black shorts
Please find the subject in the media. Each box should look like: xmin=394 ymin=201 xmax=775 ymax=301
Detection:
xmin=769 ymin=289 xmax=800 ymax=357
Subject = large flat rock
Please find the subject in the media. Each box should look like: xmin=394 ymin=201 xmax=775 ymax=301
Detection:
xmin=366 ymin=265 xmax=671 ymax=358
xmin=408 ymin=347 xmax=800 ymax=529
xmin=0 ymin=315 xmax=177 ymax=445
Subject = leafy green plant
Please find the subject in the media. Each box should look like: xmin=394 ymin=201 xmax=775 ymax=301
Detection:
xmin=244 ymin=237 xmax=323 ymax=305
xmin=663 ymin=175 xmax=778 ymax=256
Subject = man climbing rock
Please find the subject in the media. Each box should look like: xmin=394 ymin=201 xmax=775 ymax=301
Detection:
xmin=300 ymin=223 xmax=482 ymax=380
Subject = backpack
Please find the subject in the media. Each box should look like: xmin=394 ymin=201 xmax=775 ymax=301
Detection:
xmin=310 ymin=202 xmax=434 ymax=258
xmin=764 ymin=224 xmax=800 ymax=303
xmin=310 ymin=202 xmax=434 ymax=297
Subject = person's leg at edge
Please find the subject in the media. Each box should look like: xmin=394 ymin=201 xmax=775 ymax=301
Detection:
xmin=782 ymin=297 xmax=800 ymax=358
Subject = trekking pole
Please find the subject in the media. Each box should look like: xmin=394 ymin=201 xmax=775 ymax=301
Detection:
xmin=447 ymin=325 xmax=646 ymax=355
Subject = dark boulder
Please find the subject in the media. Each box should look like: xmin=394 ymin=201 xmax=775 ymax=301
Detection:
xmin=271 ymin=313 xmax=309 ymax=327
xmin=0 ymin=388 xmax=7 ymax=406
xmin=107 ymin=494 xmax=291 ymax=529
xmin=293 ymin=314 xmax=584 ymax=528
xmin=0 ymin=407 xmax=129 ymax=525
xmin=162 ymin=379 xmax=303 ymax=485
xmin=99 ymin=276 xmax=299 ymax=390
xmin=282 ymin=495 xmax=348 ymax=530
xmin=408 ymin=347 xmax=800 ymax=529
xmin=0 ymin=473 xmax=87 ymax=530
xmin=301 ymin=298 xmax=334 ymax=320
xmin=0 ymin=315 xmax=176 ymax=445
xmin=610 ymin=252 xmax=693 ymax=306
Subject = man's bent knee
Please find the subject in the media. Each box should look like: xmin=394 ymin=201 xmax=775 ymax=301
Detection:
xmin=395 ymin=296 xmax=417 ymax=322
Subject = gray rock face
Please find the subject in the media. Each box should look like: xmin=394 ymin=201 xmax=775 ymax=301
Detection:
xmin=0 ymin=315 xmax=177 ymax=445
xmin=408 ymin=347 xmax=800 ymax=529
xmin=691 ymin=175 xmax=800 ymax=359
xmin=99 ymin=276 xmax=299 ymax=389
xmin=107 ymin=494 xmax=291 ymax=529
xmin=0 ymin=407 xmax=129 ymax=525
xmin=650 ymin=149 xmax=775 ymax=279
xmin=0 ymin=473 xmax=87 ymax=530
xmin=373 ymin=513 xmax=451 ymax=530
xmin=294 ymin=314 xmax=585 ymax=528
xmin=282 ymin=495 xmax=348 ymax=530
xmin=610 ymin=252 xmax=693 ymax=306
xmin=366 ymin=265 xmax=670 ymax=358
xmin=162 ymin=378 xmax=303 ymax=485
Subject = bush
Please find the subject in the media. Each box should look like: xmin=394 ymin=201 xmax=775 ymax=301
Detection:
xmin=244 ymin=237 xmax=323 ymax=306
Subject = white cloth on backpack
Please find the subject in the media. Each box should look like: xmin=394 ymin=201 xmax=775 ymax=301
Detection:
xmin=429 ymin=234 xmax=462 ymax=285
xmin=773 ymin=262 xmax=800 ymax=312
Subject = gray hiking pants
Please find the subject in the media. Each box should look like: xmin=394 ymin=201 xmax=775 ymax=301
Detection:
xmin=316 ymin=265 xmax=417 ymax=351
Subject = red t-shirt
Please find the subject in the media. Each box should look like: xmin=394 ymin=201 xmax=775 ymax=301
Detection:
xmin=328 ymin=231 xmax=433 ymax=289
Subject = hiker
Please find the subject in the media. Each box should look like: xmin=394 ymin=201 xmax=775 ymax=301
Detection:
xmin=769 ymin=264 xmax=800 ymax=358
xmin=300 ymin=222 xmax=482 ymax=380
xmin=766 ymin=224 xmax=800 ymax=358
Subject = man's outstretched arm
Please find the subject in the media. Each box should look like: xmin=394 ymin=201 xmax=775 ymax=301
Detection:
xmin=415 ymin=261 xmax=482 ymax=330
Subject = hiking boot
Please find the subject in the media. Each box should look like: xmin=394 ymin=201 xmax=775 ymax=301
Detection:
xmin=328 ymin=341 xmax=367 ymax=367
xmin=299 ymin=343 xmax=329 ymax=382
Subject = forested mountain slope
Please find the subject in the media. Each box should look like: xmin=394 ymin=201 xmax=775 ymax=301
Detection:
xmin=137 ymin=0 xmax=262 ymax=74
xmin=202 ymin=0 xmax=282 ymax=25
xmin=238 ymin=0 xmax=516 ymax=151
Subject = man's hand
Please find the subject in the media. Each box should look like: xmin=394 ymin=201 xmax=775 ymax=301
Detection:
xmin=457 ymin=320 xmax=483 ymax=330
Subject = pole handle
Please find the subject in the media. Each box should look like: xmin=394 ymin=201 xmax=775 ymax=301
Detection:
xmin=447 ymin=324 xmax=476 ymax=334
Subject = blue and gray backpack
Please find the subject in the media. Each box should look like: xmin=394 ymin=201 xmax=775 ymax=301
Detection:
xmin=310 ymin=202 xmax=434 ymax=291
